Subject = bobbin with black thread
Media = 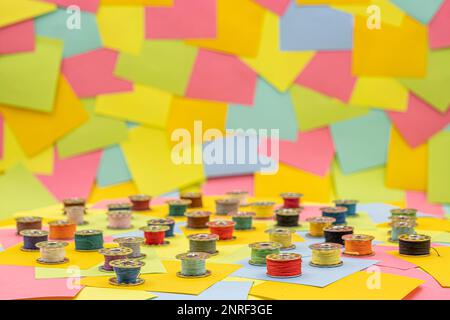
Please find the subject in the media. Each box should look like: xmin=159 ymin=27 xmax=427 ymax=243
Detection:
xmin=275 ymin=208 xmax=301 ymax=227
xmin=399 ymin=234 xmax=431 ymax=257
xmin=324 ymin=225 xmax=354 ymax=245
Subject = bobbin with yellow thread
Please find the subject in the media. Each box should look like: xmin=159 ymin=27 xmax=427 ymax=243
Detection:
xmin=265 ymin=228 xmax=296 ymax=250
xmin=306 ymin=216 xmax=336 ymax=237
xmin=342 ymin=234 xmax=375 ymax=256
xmin=36 ymin=241 xmax=69 ymax=265
xmin=309 ymin=243 xmax=343 ymax=268
xmin=226 ymin=190 xmax=249 ymax=206
xmin=251 ymin=201 xmax=276 ymax=219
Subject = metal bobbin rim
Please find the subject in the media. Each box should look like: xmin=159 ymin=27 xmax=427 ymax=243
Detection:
xmin=166 ymin=199 xmax=192 ymax=206
xmin=176 ymin=252 xmax=211 ymax=260
xmin=206 ymin=220 xmax=236 ymax=228
xmin=309 ymin=261 xmax=343 ymax=268
xmin=333 ymin=199 xmax=359 ymax=205
xmin=36 ymin=257 xmax=69 ymax=265
xmin=140 ymin=225 xmax=170 ymax=233
xmin=75 ymin=229 xmax=103 ymax=236
xmin=265 ymin=227 xmax=294 ymax=235
xmin=266 ymin=253 xmax=302 ymax=261
xmin=107 ymin=202 xmax=133 ymax=210
xmin=230 ymin=211 xmax=255 ymax=218
xmin=306 ymin=216 xmax=336 ymax=224
xmin=215 ymin=198 xmax=240 ymax=205
xmin=113 ymin=236 xmax=144 ymax=244
xmin=180 ymin=192 xmax=202 ymax=198
xmin=109 ymin=259 xmax=145 ymax=268
xmin=107 ymin=210 xmax=132 ymax=217
xmin=15 ymin=216 xmax=42 ymax=223
xmin=20 ymin=246 xmax=40 ymax=252
xmin=320 ymin=206 xmax=348 ymax=214
xmin=279 ymin=192 xmax=303 ymax=199
xmin=324 ymin=225 xmax=354 ymax=233
xmin=342 ymin=234 xmax=374 ymax=242
xmin=390 ymin=208 xmax=418 ymax=215
xmin=343 ymin=251 xmax=375 ymax=257
xmin=63 ymin=198 xmax=86 ymax=205
xmin=176 ymin=270 xmax=211 ymax=278
xmin=251 ymin=201 xmax=276 ymax=207
xmin=275 ymin=208 xmax=302 ymax=216
xmin=143 ymin=240 xmax=170 ymax=247
xmin=188 ymin=233 xmax=219 ymax=241
xmin=147 ymin=218 xmax=175 ymax=226
xmin=309 ymin=242 xmax=343 ymax=251
xmin=98 ymin=247 xmax=133 ymax=256
xmin=48 ymin=220 xmax=76 ymax=227
xmin=226 ymin=190 xmax=249 ymax=195
xmin=249 ymin=241 xmax=282 ymax=250
xmin=185 ymin=211 xmax=212 ymax=218
xmin=129 ymin=194 xmax=151 ymax=202
xmin=109 ymin=277 xmax=145 ymax=286
xmin=35 ymin=241 xmax=68 ymax=249
xmin=19 ymin=229 xmax=48 ymax=237
xmin=399 ymin=234 xmax=431 ymax=242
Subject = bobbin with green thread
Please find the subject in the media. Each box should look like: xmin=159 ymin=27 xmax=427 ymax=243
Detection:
xmin=167 ymin=199 xmax=191 ymax=217
xmin=107 ymin=202 xmax=133 ymax=212
xmin=249 ymin=242 xmax=282 ymax=266
xmin=188 ymin=233 xmax=219 ymax=255
xmin=390 ymin=208 xmax=418 ymax=218
xmin=176 ymin=252 xmax=211 ymax=278
xmin=74 ymin=229 xmax=104 ymax=251
xmin=230 ymin=211 xmax=255 ymax=230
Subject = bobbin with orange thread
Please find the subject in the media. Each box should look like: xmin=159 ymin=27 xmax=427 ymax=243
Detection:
xmin=180 ymin=192 xmax=203 ymax=208
xmin=206 ymin=220 xmax=236 ymax=240
xmin=185 ymin=211 xmax=211 ymax=229
xmin=48 ymin=220 xmax=77 ymax=240
xmin=280 ymin=193 xmax=303 ymax=209
xmin=140 ymin=225 xmax=170 ymax=246
xmin=15 ymin=216 xmax=42 ymax=235
xmin=129 ymin=194 xmax=151 ymax=211
xmin=342 ymin=234 xmax=375 ymax=256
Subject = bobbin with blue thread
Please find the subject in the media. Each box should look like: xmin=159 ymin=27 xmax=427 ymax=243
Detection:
xmin=109 ymin=259 xmax=146 ymax=286
xmin=176 ymin=252 xmax=211 ymax=278
xmin=167 ymin=199 xmax=191 ymax=217
xmin=389 ymin=220 xmax=416 ymax=242
xmin=107 ymin=202 xmax=133 ymax=212
xmin=147 ymin=218 xmax=175 ymax=237
xmin=113 ymin=236 xmax=146 ymax=260
xmin=20 ymin=229 xmax=49 ymax=252
xmin=333 ymin=200 xmax=358 ymax=217
xmin=320 ymin=206 xmax=348 ymax=225
xmin=74 ymin=229 xmax=104 ymax=251
xmin=98 ymin=247 xmax=133 ymax=272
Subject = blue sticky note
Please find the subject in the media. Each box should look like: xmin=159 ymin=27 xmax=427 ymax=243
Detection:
xmin=35 ymin=9 xmax=102 ymax=57
xmin=227 ymin=79 xmax=298 ymax=141
xmin=151 ymin=281 xmax=254 ymax=300
xmin=96 ymin=145 xmax=132 ymax=187
xmin=330 ymin=110 xmax=391 ymax=174
xmin=445 ymin=205 xmax=450 ymax=214
xmin=391 ymin=0 xmax=444 ymax=24
xmin=280 ymin=4 xmax=353 ymax=51
xmin=232 ymin=257 xmax=378 ymax=288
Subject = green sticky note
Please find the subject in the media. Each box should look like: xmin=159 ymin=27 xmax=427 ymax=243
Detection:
xmin=115 ymin=40 xmax=198 ymax=96
xmin=332 ymin=162 xmax=405 ymax=203
xmin=291 ymin=85 xmax=369 ymax=132
xmin=0 ymin=37 xmax=63 ymax=112
xmin=428 ymin=131 xmax=450 ymax=203
xmin=0 ymin=164 xmax=57 ymax=219
xmin=400 ymin=49 xmax=450 ymax=113
xmin=57 ymin=99 xmax=128 ymax=158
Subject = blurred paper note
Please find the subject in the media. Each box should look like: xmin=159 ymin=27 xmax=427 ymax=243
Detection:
xmin=100 ymin=0 xmax=172 ymax=5
xmin=429 ymin=0 xmax=450 ymax=49
xmin=0 ymin=20 xmax=35 ymax=54
xmin=0 ymin=0 xmax=56 ymax=28
xmin=391 ymin=0 xmax=443 ymax=24
xmin=428 ymin=131 xmax=450 ymax=203
xmin=253 ymin=0 xmax=290 ymax=15
xmin=96 ymin=145 xmax=131 ymax=187
xmin=43 ymin=0 xmax=99 ymax=13
xmin=76 ymin=287 xmax=155 ymax=300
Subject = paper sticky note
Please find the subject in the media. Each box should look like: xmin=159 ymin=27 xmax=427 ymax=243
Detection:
xmin=187 ymin=0 xmax=265 ymax=57
xmin=80 ymin=260 xmax=241 ymax=295
xmin=227 ymin=79 xmax=298 ymax=141
xmin=101 ymin=0 xmax=173 ymax=5
xmin=253 ymin=0 xmax=290 ymax=15
xmin=295 ymin=51 xmax=356 ymax=103
xmin=88 ymin=182 xmax=139 ymax=204
xmin=349 ymin=77 xmax=408 ymax=112
xmin=0 ymin=115 xmax=3 ymax=159
xmin=280 ymin=3 xmax=353 ymax=51
xmin=386 ymin=127 xmax=427 ymax=192
xmin=62 ymin=48 xmax=133 ymax=98
xmin=353 ymin=16 xmax=428 ymax=77
xmin=43 ymin=0 xmax=99 ymax=13
xmin=202 ymin=175 xmax=254 ymax=196
xmin=255 ymin=163 xmax=332 ymax=202
xmin=391 ymin=0 xmax=444 ymax=24
xmin=97 ymin=6 xmax=144 ymax=54
xmin=0 ymin=20 xmax=34 ymax=54
xmin=0 ymin=165 xmax=57 ymax=219
xmin=95 ymin=84 xmax=173 ymax=129
xmin=0 ymin=75 xmax=89 ymax=157
xmin=145 ymin=0 xmax=216 ymax=39
xmin=243 ymin=12 xmax=314 ymax=93
xmin=332 ymin=162 xmax=405 ymax=203
xmin=406 ymin=191 xmax=445 ymax=217
xmin=387 ymin=94 xmax=450 ymax=148
xmin=115 ymin=40 xmax=198 ymax=96
xmin=96 ymin=145 xmax=131 ymax=187
xmin=429 ymin=0 xmax=450 ymax=49
xmin=428 ymin=131 xmax=450 ymax=203
xmin=0 ymin=0 xmax=56 ymax=28
xmin=400 ymin=49 xmax=450 ymax=113
xmin=291 ymin=86 xmax=369 ymax=132
xmin=57 ymin=99 xmax=128 ymax=158
xmin=250 ymin=271 xmax=423 ymax=300
xmin=75 ymin=287 xmax=156 ymax=300
xmin=35 ymin=8 xmax=102 ymax=57
xmin=186 ymin=49 xmax=257 ymax=105
xmin=0 ymin=37 xmax=62 ymax=112
xmin=331 ymin=110 xmax=391 ymax=174
xmin=121 ymin=126 xmax=205 ymax=196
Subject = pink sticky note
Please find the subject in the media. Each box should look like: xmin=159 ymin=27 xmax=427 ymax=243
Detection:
xmin=388 ymin=94 xmax=450 ymax=148
xmin=202 ymin=175 xmax=254 ymax=196
xmin=0 ymin=20 xmax=35 ymax=55
xmin=0 ymin=229 xmax=24 ymax=249
xmin=253 ymin=0 xmax=290 ymax=15
xmin=299 ymin=205 xmax=322 ymax=221
xmin=429 ymin=0 xmax=450 ymax=49
xmin=145 ymin=0 xmax=216 ymax=39
xmin=42 ymin=0 xmax=99 ymax=13
xmin=406 ymin=191 xmax=445 ymax=217
xmin=37 ymin=150 xmax=102 ymax=201
xmin=186 ymin=49 xmax=257 ymax=105
xmin=91 ymin=195 xmax=175 ymax=209
xmin=62 ymin=48 xmax=133 ymax=98
xmin=0 ymin=265 xmax=82 ymax=300
xmin=349 ymin=245 xmax=418 ymax=270
xmin=295 ymin=51 xmax=356 ymax=102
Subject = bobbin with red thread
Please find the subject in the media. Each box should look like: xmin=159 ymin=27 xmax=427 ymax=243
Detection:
xmin=129 ymin=194 xmax=151 ymax=211
xmin=206 ymin=220 xmax=236 ymax=240
xmin=140 ymin=225 xmax=170 ymax=246
xmin=185 ymin=211 xmax=211 ymax=229
xmin=180 ymin=192 xmax=203 ymax=208
xmin=280 ymin=193 xmax=303 ymax=209
xmin=266 ymin=253 xmax=302 ymax=278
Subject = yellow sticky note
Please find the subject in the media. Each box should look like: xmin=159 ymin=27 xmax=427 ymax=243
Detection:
xmin=0 ymin=0 xmax=56 ymax=28
xmin=101 ymin=0 xmax=172 ymax=5
xmin=0 ymin=76 xmax=88 ymax=157
xmin=121 ymin=126 xmax=205 ymax=196
xmin=88 ymin=182 xmax=139 ymax=204
xmin=97 ymin=6 xmax=144 ymax=55
xmin=80 ymin=260 xmax=241 ymax=294
xmin=353 ymin=16 xmax=428 ymax=77
xmin=350 ymin=77 xmax=409 ymax=111
xmin=428 ymin=131 xmax=450 ymax=203
xmin=26 ymin=147 xmax=54 ymax=175
xmin=250 ymin=271 xmax=423 ymax=300
xmin=187 ymin=0 xmax=265 ymax=57
xmin=96 ymin=84 xmax=173 ymax=129
xmin=166 ymin=97 xmax=228 ymax=145
xmin=75 ymin=287 xmax=156 ymax=300
xmin=255 ymin=163 xmax=332 ymax=203
xmin=298 ymin=0 xmax=369 ymax=3
xmin=242 ymin=12 xmax=314 ymax=92
xmin=386 ymin=127 xmax=427 ymax=191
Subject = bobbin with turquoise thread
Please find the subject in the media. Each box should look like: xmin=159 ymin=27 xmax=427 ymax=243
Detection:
xmin=176 ymin=252 xmax=211 ymax=278
xmin=167 ymin=199 xmax=191 ymax=217
xmin=147 ymin=218 xmax=175 ymax=237
xmin=320 ymin=206 xmax=348 ymax=225
xmin=230 ymin=212 xmax=255 ymax=230
xmin=109 ymin=259 xmax=145 ymax=286
xmin=107 ymin=202 xmax=132 ymax=212
xmin=389 ymin=221 xmax=416 ymax=242
xmin=74 ymin=229 xmax=104 ymax=251
xmin=20 ymin=229 xmax=48 ymax=252
xmin=334 ymin=200 xmax=358 ymax=216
